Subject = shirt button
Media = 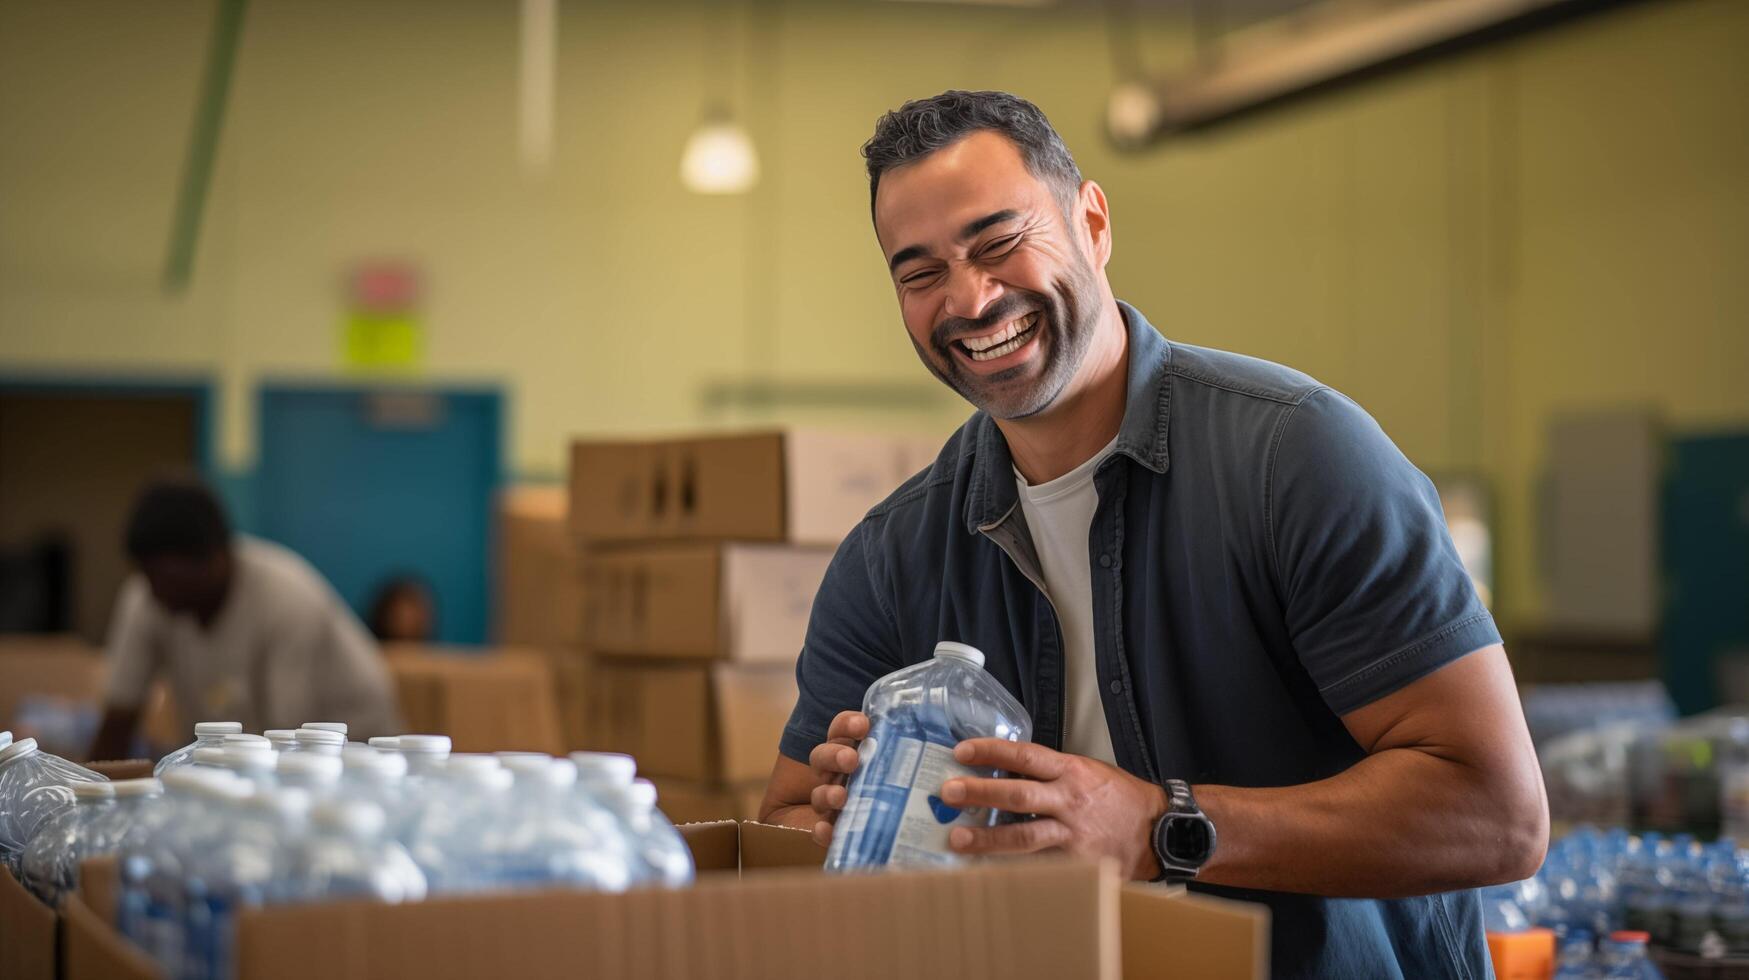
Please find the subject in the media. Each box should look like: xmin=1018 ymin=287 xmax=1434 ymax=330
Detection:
xmin=1109 ymin=679 xmax=1123 ymax=695
xmin=1098 ymin=553 xmax=1113 ymax=569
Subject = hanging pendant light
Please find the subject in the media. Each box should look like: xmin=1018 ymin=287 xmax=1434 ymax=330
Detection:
xmin=681 ymin=107 xmax=759 ymax=195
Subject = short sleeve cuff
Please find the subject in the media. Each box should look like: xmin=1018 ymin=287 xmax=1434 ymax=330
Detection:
xmin=1319 ymin=613 xmax=1503 ymax=716
xmin=778 ymin=723 xmax=820 ymax=766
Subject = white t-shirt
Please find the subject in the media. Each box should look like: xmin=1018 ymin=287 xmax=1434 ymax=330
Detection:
xmin=1015 ymin=439 xmax=1120 ymax=767
xmin=102 ymin=535 xmax=399 ymax=736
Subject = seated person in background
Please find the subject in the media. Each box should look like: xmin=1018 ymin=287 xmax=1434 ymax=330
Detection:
xmin=89 ymin=476 xmax=398 ymax=759
xmin=366 ymin=574 xmax=437 ymax=644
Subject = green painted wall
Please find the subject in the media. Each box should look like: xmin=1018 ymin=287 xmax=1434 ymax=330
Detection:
xmin=2 ymin=0 xmax=1746 ymax=630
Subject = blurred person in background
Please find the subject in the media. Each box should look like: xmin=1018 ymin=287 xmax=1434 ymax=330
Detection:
xmin=88 ymin=477 xmax=397 ymax=759
xmin=762 ymin=91 xmax=1547 ymax=978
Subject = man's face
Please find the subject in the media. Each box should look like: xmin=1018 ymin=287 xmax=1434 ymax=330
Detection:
xmin=874 ymin=131 xmax=1103 ymax=420
xmin=139 ymin=551 xmax=229 ymax=617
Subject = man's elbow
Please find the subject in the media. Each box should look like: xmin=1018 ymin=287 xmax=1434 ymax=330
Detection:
xmin=1481 ymin=778 xmax=1550 ymax=886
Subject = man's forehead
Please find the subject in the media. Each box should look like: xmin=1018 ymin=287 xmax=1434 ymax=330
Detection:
xmin=874 ymin=131 xmax=1044 ymax=250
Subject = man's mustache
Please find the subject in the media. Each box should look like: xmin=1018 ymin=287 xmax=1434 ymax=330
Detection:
xmin=932 ymin=294 xmax=1043 ymax=351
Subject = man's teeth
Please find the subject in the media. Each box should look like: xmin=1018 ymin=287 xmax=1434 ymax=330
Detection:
xmin=961 ymin=312 xmax=1039 ymax=361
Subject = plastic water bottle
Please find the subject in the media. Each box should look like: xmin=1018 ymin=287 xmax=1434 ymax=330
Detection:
xmin=408 ymin=755 xmax=511 ymax=893
xmin=274 ymin=753 xmax=343 ymax=801
xmin=155 ymin=722 xmax=242 ymax=776
xmin=592 ymin=778 xmax=692 ymax=888
xmin=493 ymin=756 xmax=632 ymax=892
xmin=117 ymin=769 xmax=212 ymax=977
xmin=1552 ymin=929 xmax=1595 ymax=980
xmin=1598 ymin=930 xmax=1663 ymax=979
xmin=0 ymin=735 xmax=107 ymax=872
xmin=212 ymin=747 xmax=278 ymax=790
xmin=289 ymin=728 xmax=345 ymax=757
xmin=1481 ymin=882 xmax=1531 ymax=933
xmin=19 ymin=779 xmax=114 ymax=904
xmin=93 ymin=777 xmax=164 ymax=861
xmin=825 ymin=642 xmax=1032 ymax=872
xmin=262 ymin=730 xmax=299 ymax=752
xmin=188 ymin=788 xmax=311 ymax=980
xmin=396 ymin=734 xmax=452 ymax=782
xmin=288 ymin=800 xmax=425 ymax=903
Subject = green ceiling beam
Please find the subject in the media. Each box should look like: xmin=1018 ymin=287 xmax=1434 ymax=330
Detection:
xmin=163 ymin=0 xmax=247 ymax=293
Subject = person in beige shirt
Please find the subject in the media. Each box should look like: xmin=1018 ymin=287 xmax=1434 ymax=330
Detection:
xmin=89 ymin=478 xmax=398 ymax=759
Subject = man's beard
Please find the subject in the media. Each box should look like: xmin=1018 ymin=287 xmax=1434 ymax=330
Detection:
xmin=912 ymin=261 xmax=1102 ymax=421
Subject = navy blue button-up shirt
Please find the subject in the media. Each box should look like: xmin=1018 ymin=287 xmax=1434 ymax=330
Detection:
xmin=782 ymin=302 xmax=1503 ymax=978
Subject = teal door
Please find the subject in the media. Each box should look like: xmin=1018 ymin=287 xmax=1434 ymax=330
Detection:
xmin=256 ymin=386 xmax=502 ymax=645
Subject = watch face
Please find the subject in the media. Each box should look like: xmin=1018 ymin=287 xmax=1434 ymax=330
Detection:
xmin=1166 ymin=814 xmax=1211 ymax=864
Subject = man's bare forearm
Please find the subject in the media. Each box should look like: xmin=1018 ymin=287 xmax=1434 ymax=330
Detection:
xmin=1194 ymin=746 xmax=1547 ymax=898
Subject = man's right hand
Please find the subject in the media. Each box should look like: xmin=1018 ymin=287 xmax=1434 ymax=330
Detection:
xmin=804 ymin=710 xmax=870 ymax=846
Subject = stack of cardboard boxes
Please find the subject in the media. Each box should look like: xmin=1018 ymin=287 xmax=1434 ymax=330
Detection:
xmin=567 ymin=430 xmax=940 ymax=823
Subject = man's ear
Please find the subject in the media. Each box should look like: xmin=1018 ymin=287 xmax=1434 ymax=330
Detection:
xmin=1078 ymin=180 xmax=1112 ymax=270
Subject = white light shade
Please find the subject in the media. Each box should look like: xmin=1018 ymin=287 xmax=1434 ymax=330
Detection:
xmin=680 ymin=118 xmax=759 ymax=195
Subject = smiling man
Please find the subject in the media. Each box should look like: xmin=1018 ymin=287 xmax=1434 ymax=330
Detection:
xmin=758 ymin=91 xmax=1547 ymax=977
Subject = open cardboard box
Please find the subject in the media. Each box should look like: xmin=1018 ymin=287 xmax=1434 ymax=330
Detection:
xmin=0 ymin=761 xmax=154 ymax=980
xmin=64 ymin=821 xmax=1267 ymax=979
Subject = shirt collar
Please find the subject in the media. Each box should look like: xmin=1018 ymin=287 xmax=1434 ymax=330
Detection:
xmin=963 ymin=300 xmax=1173 ymax=533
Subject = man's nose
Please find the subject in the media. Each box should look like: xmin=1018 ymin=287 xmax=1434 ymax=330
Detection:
xmin=941 ymin=266 xmax=1003 ymax=323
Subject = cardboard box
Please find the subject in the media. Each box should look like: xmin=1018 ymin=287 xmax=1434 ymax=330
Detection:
xmin=0 ymin=864 xmax=57 ymax=980
xmin=547 ymin=648 xmax=594 ymax=752
xmin=569 ymin=429 xmax=941 ymax=545
xmin=586 ymin=659 xmax=795 ymax=783
xmin=648 ymin=777 xmax=770 ymax=825
xmin=581 ymin=543 xmax=830 ymax=662
xmin=495 ymin=486 xmax=587 ymax=649
xmin=385 ymin=645 xmax=564 ymax=754
xmin=67 ymin=824 xmax=1267 ymax=980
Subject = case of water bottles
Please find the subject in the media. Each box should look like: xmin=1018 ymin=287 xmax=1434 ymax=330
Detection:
xmin=37 ymin=720 xmax=1270 ymax=980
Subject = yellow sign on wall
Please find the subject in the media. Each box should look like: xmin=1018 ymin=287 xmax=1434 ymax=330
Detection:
xmin=342 ymin=311 xmax=423 ymax=372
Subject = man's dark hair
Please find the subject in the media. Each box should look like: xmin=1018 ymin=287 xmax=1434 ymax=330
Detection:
xmin=124 ymin=476 xmax=231 ymax=561
xmin=862 ymin=90 xmax=1083 ymax=217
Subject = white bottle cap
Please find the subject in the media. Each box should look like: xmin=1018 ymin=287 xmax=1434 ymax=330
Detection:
xmin=192 ymin=746 xmax=229 ymax=766
xmin=933 ymin=641 xmax=985 ymax=668
xmin=250 ymin=786 xmax=311 ymax=819
xmin=445 ymin=753 xmax=502 ymax=776
xmin=224 ymin=734 xmax=274 ymax=752
xmin=72 ymin=780 xmax=115 ymax=801
xmin=397 ymin=734 xmax=452 ymax=755
xmin=541 ymin=759 xmax=578 ymax=788
xmin=276 ymin=752 xmax=343 ymax=783
xmin=110 ymin=778 xmax=163 ymax=798
xmin=497 ymin=753 xmax=553 ymax=774
xmin=194 ymin=721 xmax=244 ymax=737
xmin=569 ymin=752 xmax=637 ymax=784
xmin=159 ymin=768 xmax=213 ymax=794
xmin=312 ymin=799 xmax=384 ymax=838
xmin=343 ymin=745 xmax=406 ymax=776
xmin=300 ymin=722 xmax=349 ymax=736
xmin=219 ymin=747 xmax=276 ymax=771
xmin=263 ymin=729 xmax=299 ymax=744
xmin=629 ymin=778 xmax=659 ymax=809
xmin=0 ymin=737 xmax=38 ymax=765
xmin=294 ymin=728 xmax=346 ymax=747
xmin=368 ymin=736 xmax=400 ymax=751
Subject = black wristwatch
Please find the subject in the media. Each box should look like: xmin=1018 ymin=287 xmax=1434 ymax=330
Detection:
xmin=1150 ymin=779 xmax=1216 ymax=883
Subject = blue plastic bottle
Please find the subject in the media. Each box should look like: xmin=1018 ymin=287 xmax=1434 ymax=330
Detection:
xmin=825 ymin=642 xmax=1032 ymax=872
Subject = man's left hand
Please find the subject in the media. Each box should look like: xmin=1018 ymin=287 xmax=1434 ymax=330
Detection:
xmin=942 ymin=739 xmax=1170 ymax=881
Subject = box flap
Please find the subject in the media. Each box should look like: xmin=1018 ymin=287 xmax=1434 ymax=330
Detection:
xmin=62 ymin=891 xmax=164 ymax=980
xmin=738 ymin=820 xmax=826 ymax=871
xmin=234 ymin=858 xmax=1119 ymax=980
xmin=78 ymin=855 xmax=122 ymax=926
xmin=0 ymin=863 xmax=58 ymax=980
xmin=1121 ymin=883 xmax=1270 ymax=979
xmin=89 ymin=759 xmax=154 ymax=780
xmin=677 ymin=820 xmax=741 ymax=873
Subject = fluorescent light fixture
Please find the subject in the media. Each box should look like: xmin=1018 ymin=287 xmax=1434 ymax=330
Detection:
xmin=681 ymin=116 xmax=760 ymax=195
